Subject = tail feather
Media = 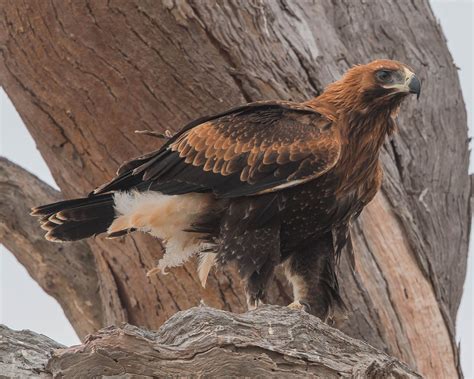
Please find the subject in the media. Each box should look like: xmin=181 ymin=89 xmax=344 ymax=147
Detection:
xmin=56 ymin=200 xmax=116 ymax=221
xmin=45 ymin=218 xmax=111 ymax=242
xmin=106 ymin=228 xmax=137 ymax=239
xmin=32 ymin=194 xmax=115 ymax=242
xmin=31 ymin=194 xmax=113 ymax=216
xmin=40 ymin=220 xmax=57 ymax=231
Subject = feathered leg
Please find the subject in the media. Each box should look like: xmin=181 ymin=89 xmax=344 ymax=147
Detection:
xmin=244 ymin=257 xmax=277 ymax=309
xmin=284 ymin=232 xmax=344 ymax=322
xmin=218 ymin=223 xmax=281 ymax=310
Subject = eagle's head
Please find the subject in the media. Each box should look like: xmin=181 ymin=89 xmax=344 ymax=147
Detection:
xmin=322 ymin=59 xmax=421 ymax=112
xmin=357 ymin=59 xmax=421 ymax=105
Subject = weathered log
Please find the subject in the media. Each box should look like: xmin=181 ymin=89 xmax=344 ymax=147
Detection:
xmin=0 ymin=1 xmax=469 ymax=377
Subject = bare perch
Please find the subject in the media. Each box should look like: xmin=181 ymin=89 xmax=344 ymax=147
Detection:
xmin=0 ymin=158 xmax=103 ymax=339
xmin=44 ymin=306 xmax=418 ymax=378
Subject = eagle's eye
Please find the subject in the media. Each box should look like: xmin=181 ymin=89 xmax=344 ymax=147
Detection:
xmin=376 ymin=70 xmax=393 ymax=83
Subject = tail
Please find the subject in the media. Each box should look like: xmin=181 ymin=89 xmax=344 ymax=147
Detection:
xmin=31 ymin=194 xmax=116 ymax=242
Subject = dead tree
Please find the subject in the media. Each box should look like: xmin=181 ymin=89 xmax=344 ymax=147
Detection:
xmin=0 ymin=1 xmax=470 ymax=377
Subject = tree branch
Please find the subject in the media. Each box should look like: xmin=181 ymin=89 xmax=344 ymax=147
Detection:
xmin=0 ymin=324 xmax=63 ymax=378
xmin=0 ymin=158 xmax=103 ymax=339
xmin=43 ymin=306 xmax=420 ymax=378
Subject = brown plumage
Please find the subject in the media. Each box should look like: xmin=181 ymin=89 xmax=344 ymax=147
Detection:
xmin=31 ymin=59 xmax=421 ymax=321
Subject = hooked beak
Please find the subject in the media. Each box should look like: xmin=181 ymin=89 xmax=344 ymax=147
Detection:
xmin=383 ymin=68 xmax=421 ymax=99
xmin=408 ymin=74 xmax=421 ymax=99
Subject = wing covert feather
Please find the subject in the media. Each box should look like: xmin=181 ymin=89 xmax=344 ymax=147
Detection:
xmin=94 ymin=101 xmax=340 ymax=198
xmin=161 ymin=103 xmax=340 ymax=197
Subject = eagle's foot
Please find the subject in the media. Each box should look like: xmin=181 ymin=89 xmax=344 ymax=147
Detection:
xmin=287 ymin=300 xmax=311 ymax=312
xmin=247 ymin=297 xmax=265 ymax=311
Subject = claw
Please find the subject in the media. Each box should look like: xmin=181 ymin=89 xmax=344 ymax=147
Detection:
xmin=247 ymin=298 xmax=265 ymax=311
xmin=287 ymin=300 xmax=311 ymax=313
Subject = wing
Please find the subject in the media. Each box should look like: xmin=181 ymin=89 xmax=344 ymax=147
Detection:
xmin=94 ymin=101 xmax=340 ymax=198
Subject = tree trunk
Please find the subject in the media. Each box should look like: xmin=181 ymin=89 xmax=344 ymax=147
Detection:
xmin=0 ymin=1 xmax=470 ymax=377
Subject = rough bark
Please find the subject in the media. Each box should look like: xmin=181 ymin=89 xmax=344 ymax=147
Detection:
xmin=0 ymin=1 xmax=470 ymax=378
xmin=0 ymin=324 xmax=63 ymax=378
xmin=0 ymin=306 xmax=421 ymax=378
xmin=0 ymin=158 xmax=103 ymax=339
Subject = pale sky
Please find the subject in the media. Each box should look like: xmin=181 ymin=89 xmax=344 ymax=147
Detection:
xmin=0 ymin=1 xmax=473 ymax=376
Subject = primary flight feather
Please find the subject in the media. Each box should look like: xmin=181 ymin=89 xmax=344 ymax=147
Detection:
xmin=31 ymin=59 xmax=421 ymax=320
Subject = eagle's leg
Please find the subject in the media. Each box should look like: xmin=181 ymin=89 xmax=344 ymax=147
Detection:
xmin=220 ymin=221 xmax=280 ymax=311
xmin=244 ymin=258 xmax=276 ymax=310
xmin=284 ymin=232 xmax=341 ymax=321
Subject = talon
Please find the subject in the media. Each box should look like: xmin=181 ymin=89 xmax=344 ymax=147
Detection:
xmin=247 ymin=298 xmax=265 ymax=311
xmin=288 ymin=300 xmax=311 ymax=312
xmin=247 ymin=301 xmax=257 ymax=311
xmin=300 ymin=301 xmax=311 ymax=312
xmin=288 ymin=300 xmax=304 ymax=310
